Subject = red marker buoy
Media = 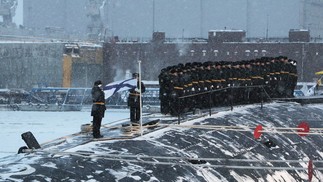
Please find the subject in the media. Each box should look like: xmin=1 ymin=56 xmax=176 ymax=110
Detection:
xmin=297 ymin=122 xmax=310 ymax=137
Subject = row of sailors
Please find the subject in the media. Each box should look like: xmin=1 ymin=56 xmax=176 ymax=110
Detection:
xmin=158 ymin=56 xmax=298 ymax=116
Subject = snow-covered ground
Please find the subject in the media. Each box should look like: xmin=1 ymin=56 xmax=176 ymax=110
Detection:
xmin=0 ymin=109 xmax=130 ymax=158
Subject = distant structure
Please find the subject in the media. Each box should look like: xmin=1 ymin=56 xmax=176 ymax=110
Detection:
xmin=86 ymin=0 xmax=106 ymax=41
xmin=0 ymin=42 xmax=64 ymax=89
xmin=0 ymin=29 xmax=323 ymax=89
xmin=22 ymin=0 xmax=106 ymax=40
xmin=0 ymin=0 xmax=17 ymax=27
xmin=20 ymin=0 xmax=323 ymax=40
xmin=103 ymin=30 xmax=323 ymax=83
xmin=62 ymin=43 xmax=103 ymax=88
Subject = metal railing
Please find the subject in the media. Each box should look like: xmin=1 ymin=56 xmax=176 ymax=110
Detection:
xmin=174 ymin=85 xmax=272 ymax=124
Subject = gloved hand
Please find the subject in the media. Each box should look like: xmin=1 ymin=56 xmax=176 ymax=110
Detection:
xmin=135 ymin=88 xmax=140 ymax=92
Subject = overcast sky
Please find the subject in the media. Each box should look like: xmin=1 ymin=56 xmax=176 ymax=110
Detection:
xmin=11 ymin=0 xmax=318 ymax=38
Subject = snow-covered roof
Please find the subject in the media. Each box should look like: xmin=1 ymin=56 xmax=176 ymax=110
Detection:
xmin=209 ymin=29 xmax=245 ymax=32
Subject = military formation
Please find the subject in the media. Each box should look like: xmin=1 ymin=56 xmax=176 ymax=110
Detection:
xmin=158 ymin=56 xmax=298 ymax=116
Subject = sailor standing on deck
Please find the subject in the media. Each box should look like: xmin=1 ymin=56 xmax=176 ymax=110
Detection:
xmin=128 ymin=73 xmax=146 ymax=124
xmin=91 ymin=80 xmax=106 ymax=138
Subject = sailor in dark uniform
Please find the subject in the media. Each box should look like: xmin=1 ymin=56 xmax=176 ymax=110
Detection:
xmin=250 ymin=59 xmax=265 ymax=103
xmin=168 ymin=68 xmax=180 ymax=115
xmin=222 ymin=62 xmax=233 ymax=106
xmin=159 ymin=68 xmax=170 ymax=114
xmin=211 ymin=62 xmax=224 ymax=106
xmin=128 ymin=73 xmax=146 ymax=124
xmin=182 ymin=64 xmax=193 ymax=112
xmin=289 ymin=59 xmax=298 ymax=97
xmin=91 ymin=80 xmax=106 ymax=138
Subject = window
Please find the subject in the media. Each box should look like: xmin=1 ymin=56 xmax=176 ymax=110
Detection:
xmin=295 ymin=51 xmax=299 ymax=56
xmin=261 ymin=50 xmax=266 ymax=56
xmin=190 ymin=50 xmax=195 ymax=56
xmin=254 ymin=50 xmax=258 ymax=57
xmin=179 ymin=50 xmax=183 ymax=56
xmin=214 ymin=50 xmax=218 ymax=57
xmin=245 ymin=50 xmax=250 ymax=56
xmin=202 ymin=50 xmax=206 ymax=56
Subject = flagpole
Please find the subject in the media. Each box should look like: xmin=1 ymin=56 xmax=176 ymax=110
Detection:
xmin=138 ymin=60 xmax=143 ymax=136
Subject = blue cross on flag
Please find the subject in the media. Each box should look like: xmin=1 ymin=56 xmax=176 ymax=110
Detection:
xmin=103 ymin=78 xmax=137 ymax=99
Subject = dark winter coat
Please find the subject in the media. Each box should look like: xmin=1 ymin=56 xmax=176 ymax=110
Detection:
xmin=91 ymin=86 xmax=106 ymax=118
xmin=128 ymin=81 xmax=146 ymax=107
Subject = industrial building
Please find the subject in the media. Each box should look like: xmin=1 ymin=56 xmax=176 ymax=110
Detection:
xmin=103 ymin=30 xmax=323 ymax=83
xmin=1 ymin=0 xmax=323 ymax=89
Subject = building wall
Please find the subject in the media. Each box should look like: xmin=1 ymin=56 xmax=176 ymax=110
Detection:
xmin=1 ymin=35 xmax=323 ymax=91
xmin=70 ymin=45 xmax=103 ymax=87
xmin=62 ymin=54 xmax=72 ymax=87
xmin=103 ymin=39 xmax=323 ymax=83
xmin=0 ymin=43 xmax=64 ymax=89
xmin=0 ymin=42 xmax=104 ymax=90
